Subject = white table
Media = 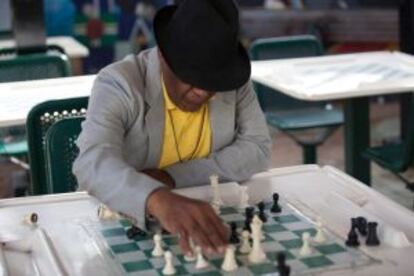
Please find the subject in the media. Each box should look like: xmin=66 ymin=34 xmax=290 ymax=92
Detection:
xmin=251 ymin=51 xmax=414 ymax=184
xmin=0 ymin=36 xmax=90 ymax=75
xmin=0 ymin=165 xmax=413 ymax=275
xmin=0 ymin=75 xmax=96 ymax=127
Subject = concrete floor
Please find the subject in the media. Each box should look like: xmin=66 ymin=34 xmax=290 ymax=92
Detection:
xmin=0 ymin=101 xmax=413 ymax=210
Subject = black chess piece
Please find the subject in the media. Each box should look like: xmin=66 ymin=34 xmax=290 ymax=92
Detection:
xmin=355 ymin=216 xmax=368 ymax=236
xmin=271 ymin=193 xmax=282 ymax=213
xmin=257 ymin=201 xmax=267 ymax=223
xmin=243 ymin=217 xmax=252 ymax=233
xmin=245 ymin=206 xmax=255 ymax=222
xmin=276 ymin=252 xmax=290 ymax=276
xmin=126 ymin=225 xmax=146 ymax=240
xmin=345 ymin=225 xmax=360 ymax=247
xmin=366 ymin=222 xmax=380 ymax=246
xmin=229 ymin=222 xmax=240 ymax=244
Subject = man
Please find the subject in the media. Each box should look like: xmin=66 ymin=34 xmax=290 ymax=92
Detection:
xmin=73 ymin=0 xmax=271 ymax=256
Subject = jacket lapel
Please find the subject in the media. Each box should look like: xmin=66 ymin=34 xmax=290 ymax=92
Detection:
xmin=143 ymin=49 xmax=164 ymax=168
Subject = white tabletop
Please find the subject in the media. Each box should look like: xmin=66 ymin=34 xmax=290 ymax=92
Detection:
xmin=251 ymin=51 xmax=414 ymax=101
xmin=0 ymin=165 xmax=413 ymax=275
xmin=0 ymin=36 xmax=89 ymax=58
xmin=0 ymin=75 xmax=96 ymax=127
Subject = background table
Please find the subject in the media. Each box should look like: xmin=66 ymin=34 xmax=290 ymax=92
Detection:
xmin=251 ymin=51 xmax=414 ymax=185
xmin=0 ymin=75 xmax=95 ymax=127
xmin=0 ymin=36 xmax=90 ymax=75
xmin=0 ymin=165 xmax=413 ymax=275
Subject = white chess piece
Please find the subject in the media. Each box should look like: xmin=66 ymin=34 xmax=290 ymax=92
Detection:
xmin=313 ymin=220 xmax=326 ymax=243
xmin=221 ymin=245 xmax=238 ymax=272
xmin=195 ymin=246 xmax=209 ymax=269
xmin=248 ymin=215 xmax=267 ymax=263
xmin=162 ymin=251 xmax=176 ymax=275
xmin=238 ymin=186 xmax=250 ymax=210
xmin=97 ymin=204 xmax=122 ymax=220
xmin=210 ymin=174 xmax=223 ymax=206
xmin=184 ymin=238 xmax=196 ymax=262
xmin=211 ymin=202 xmax=221 ymax=215
xmin=239 ymin=230 xmax=252 ymax=254
xmin=152 ymin=233 xmax=164 ymax=257
xmin=300 ymin=232 xmax=312 ymax=256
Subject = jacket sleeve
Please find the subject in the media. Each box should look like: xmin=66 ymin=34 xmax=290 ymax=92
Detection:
xmin=165 ymin=80 xmax=272 ymax=188
xmin=73 ymin=70 xmax=164 ymax=230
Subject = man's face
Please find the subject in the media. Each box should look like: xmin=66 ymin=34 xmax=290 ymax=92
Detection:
xmin=160 ymin=53 xmax=216 ymax=112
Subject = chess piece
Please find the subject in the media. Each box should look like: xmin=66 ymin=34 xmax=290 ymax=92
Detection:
xmin=243 ymin=218 xmax=252 ymax=233
xmin=238 ymin=186 xmax=250 ymax=210
xmin=152 ymin=233 xmax=164 ymax=257
xmin=210 ymin=174 xmax=223 ymax=207
xmin=239 ymin=230 xmax=252 ymax=254
xmin=276 ymin=252 xmax=290 ymax=276
xmin=23 ymin=212 xmax=38 ymax=226
xmin=248 ymin=215 xmax=267 ymax=263
xmin=299 ymin=232 xmax=312 ymax=256
xmin=271 ymin=193 xmax=282 ymax=213
xmin=97 ymin=204 xmax=122 ymax=220
xmin=245 ymin=206 xmax=255 ymax=220
xmin=195 ymin=246 xmax=209 ymax=269
xmin=229 ymin=222 xmax=240 ymax=244
xmin=356 ymin=216 xmax=368 ymax=236
xmin=221 ymin=245 xmax=238 ymax=272
xmin=162 ymin=251 xmax=176 ymax=275
xmin=257 ymin=201 xmax=267 ymax=223
xmin=126 ymin=226 xmax=146 ymax=240
xmin=313 ymin=219 xmax=326 ymax=243
xmin=345 ymin=223 xmax=360 ymax=247
xmin=366 ymin=222 xmax=380 ymax=246
xmin=211 ymin=202 xmax=221 ymax=215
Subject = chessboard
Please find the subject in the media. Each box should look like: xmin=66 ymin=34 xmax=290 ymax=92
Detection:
xmin=86 ymin=200 xmax=378 ymax=275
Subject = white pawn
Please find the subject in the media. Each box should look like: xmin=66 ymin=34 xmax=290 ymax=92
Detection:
xmin=210 ymin=174 xmax=223 ymax=207
xmin=239 ymin=230 xmax=252 ymax=254
xmin=313 ymin=220 xmax=326 ymax=243
xmin=221 ymin=245 xmax=238 ymax=272
xmin=248 ymin=215 xmax=267 ymax=264
xmin=300 ymin=232 xmax=312 ymax=256
xmin=238 ymin=186 xmax=250 ymax=210
xmin=152 ymin=233 xmax=164 ymax=257
xmin=162 ymin=251 xmax=176 ymax=275
xmin=195 ymin=246 xmax=209 ymax=269
xmin=184 ymin=238 xmax=196 ymax=262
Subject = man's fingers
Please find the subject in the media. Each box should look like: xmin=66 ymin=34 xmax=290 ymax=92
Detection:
xmin=178 ymin=230 xmax=192 ymax=256
xmin=187 ymin=222 xmax=215 ymax=254
xmin=206 ymin=208 xmax=230 ymax=242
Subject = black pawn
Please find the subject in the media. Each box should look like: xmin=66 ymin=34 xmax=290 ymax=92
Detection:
xmin=245 ymin=206 xmax=255 ymax=220
xmin=276 ymin=252 xmax=290 ymax=276
xmin=257 ymin=201 xmax=267 ymax=223
xmin=271 ymin=193 xmax=282 ymax=213
xmin=229 ymin=222 xmax=240 ymax=244
xmin=366 ymin=222 xmax=380 ymax=246
xmin=355 ymin=216 xmax=368 ymax=236
xmin=243 ymin=217 xmax=252 ymax=233
xmin=345 ymin=225 xmax=360 ymax=247
xmin=126 ymin=225 xmax=146 ymax=240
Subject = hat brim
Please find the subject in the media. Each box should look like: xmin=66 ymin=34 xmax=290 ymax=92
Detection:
xmin=154 ymin=6 xmax=251 ymax=92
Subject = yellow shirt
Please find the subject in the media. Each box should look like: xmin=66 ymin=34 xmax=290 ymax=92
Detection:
xmin=158 ymin=79 xmax=212 ymax=169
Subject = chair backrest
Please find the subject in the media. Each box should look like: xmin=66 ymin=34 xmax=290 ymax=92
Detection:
xmin=249 ymin=35 xmax=324 ymax=111
xmin=44 ymin=117 xmax=84 ymax=193
xmin=27 ymin=97 xmax=89 ymax=195
xmin=402 ymin=93 xmax=414 ymax=169
xmin=0 ymin=49 xmax=71 ymax=83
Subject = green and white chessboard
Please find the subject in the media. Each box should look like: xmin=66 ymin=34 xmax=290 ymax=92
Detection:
xmin=89 ymin=201 xmax=377 ymax=275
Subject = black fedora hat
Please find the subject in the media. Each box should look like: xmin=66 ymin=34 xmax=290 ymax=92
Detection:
xmin=153 ymin=0 xmax=251 ymax=92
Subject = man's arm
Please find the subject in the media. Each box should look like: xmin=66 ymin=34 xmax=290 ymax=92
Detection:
xmin=164 ymin=80 xmax=272 ymax=188
xmin=73 ymin=70 xmax=165 ymax=230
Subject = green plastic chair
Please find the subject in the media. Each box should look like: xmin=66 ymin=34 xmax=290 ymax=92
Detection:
xmin=27 ymin=97 xmax=89 ymax=195
xmin=250 ymin=35 xmax=344 ymax=164
xmin=0 ymin=48 xmax=72 ymax=162
xmin=44 ymin=117 xmax=85 ymax=193
xmin=362 ymin=93 xmax=414 ymax=206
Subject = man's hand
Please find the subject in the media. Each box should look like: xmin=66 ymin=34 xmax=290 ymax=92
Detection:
xmin=142 ymin=169 xmax=175 ymax=189
xmin=147 ymin=189 xmax=229 ymax=255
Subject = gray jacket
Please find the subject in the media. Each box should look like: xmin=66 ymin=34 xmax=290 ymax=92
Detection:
xmin=73 ymin=48 xmax=271 ymax=230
